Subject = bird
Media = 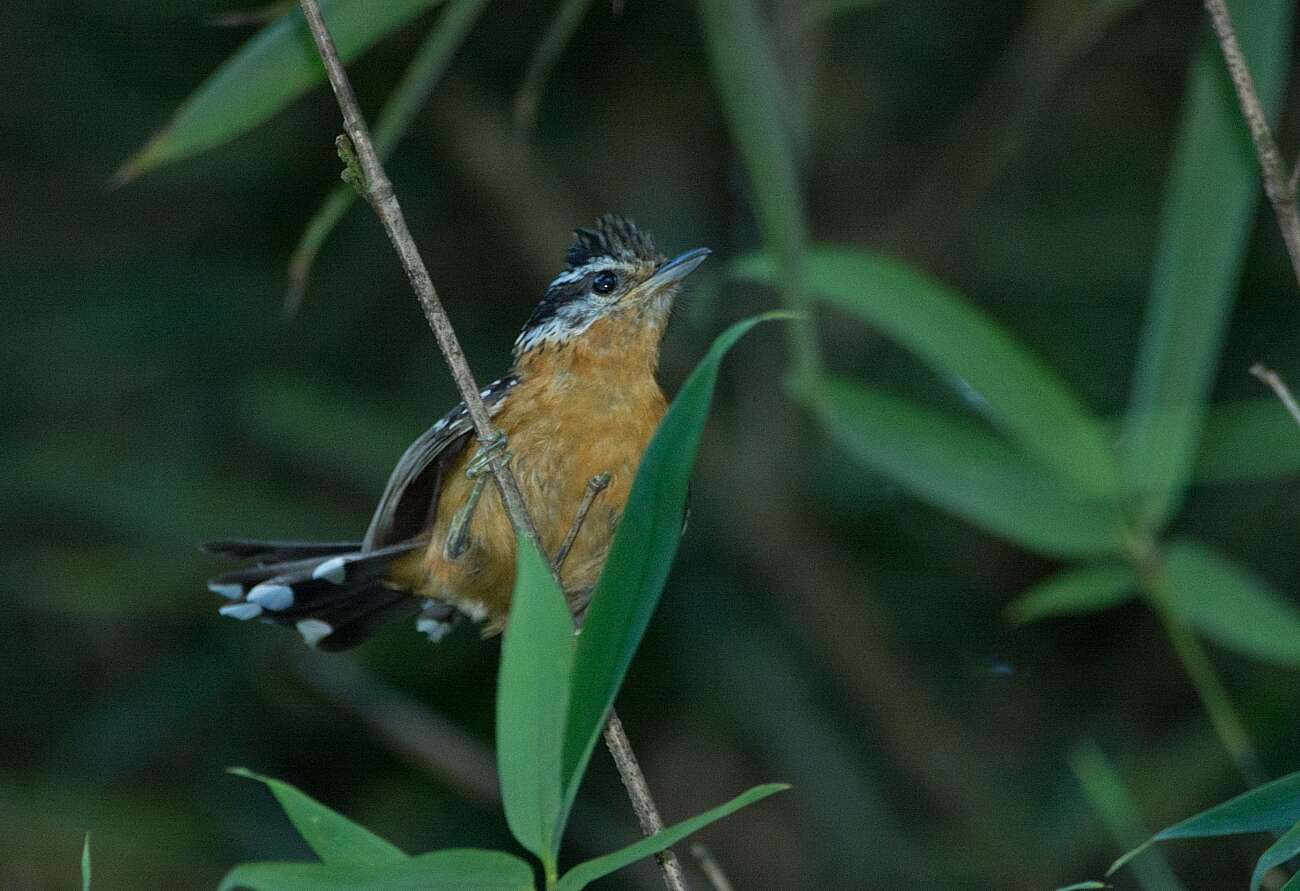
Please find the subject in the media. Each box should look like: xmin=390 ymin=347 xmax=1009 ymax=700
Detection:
xmin=204 ymin=215 xmax=709 ymax=651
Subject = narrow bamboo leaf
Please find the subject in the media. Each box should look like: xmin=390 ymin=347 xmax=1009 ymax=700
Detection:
xmin=287 ymin=0 xmax=487 ymax=308
xmin=561 ymin=315 xmax=788 ymax=805
xmin=118 ymin=0 xmax=446 ymax=181
xmin=228 ymin=768 xmax=406 ymax=867
xmin=1071 ymin=743 xmax=1188 ymax=891
xmin=555 ymin=784 xmax=788 ymax=891
xmin=497 ymin=536 xmax=573 ymax=867
xmin=1110 ymin=770 xmax=1300 ymax=875
xmin=1193 ymin=398 xmax=1300 ymax=484
xmin=732 ymin=247 xmax=1118 ymax=496
xmin=1252 ymin=820 xmax=1300 ymax=891
xmin=1163 ymin=540 xmax=1300 ymax=666
xmin=218 ymin=849 xmax=535 ymax=891
xmin=815 ymin=377 xmax=1125 ymax=558
xmin=512 ymin=0 xmax=594 ymax=130
xmin=81 ymin=833 xmax=91 ymax=891
xmin=1006 ymin=564 xmax=1137 ymax=626
xmin=1119 ymin=0 xmax=1295 ymax=529
xmin=1054 ymin=883 xmax=1108 ymax=891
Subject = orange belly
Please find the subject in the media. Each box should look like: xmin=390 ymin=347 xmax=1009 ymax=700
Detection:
xmin=385 ymin=358 xmax=666 ymax=634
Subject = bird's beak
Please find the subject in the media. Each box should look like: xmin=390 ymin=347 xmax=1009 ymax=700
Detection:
xmin=644 ymin=247 xmax=711 ymax=293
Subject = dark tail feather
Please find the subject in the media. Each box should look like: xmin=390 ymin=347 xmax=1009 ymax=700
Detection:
xmin=208 ymin=540 xmax=424 ymax=650
xmin=202 ymin=539 xmax=361 ymax=562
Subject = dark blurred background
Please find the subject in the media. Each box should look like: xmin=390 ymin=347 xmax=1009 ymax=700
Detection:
xmin=5 ymin=1 xmax=1300 ymax=888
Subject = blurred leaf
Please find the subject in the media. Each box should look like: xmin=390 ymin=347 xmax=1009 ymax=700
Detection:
xmin=497 ymin=536 xmax=573 ymax=870
xmin=512 ymin=0 xmax=594 ymax=130
xmin=118 ymin=0 xmax=447 ymax=181
xmin=1162 ymin=540 xmax=1300 ymax=666
xmin=1054 ymin=883 xmax=1109 ymax=891
xmin=81 ymin=833 xmax=91 ymax=891
xmin=1006 ymin=564 xmax=1138 ymax=625
xmin=1119 ymin=0 xmax=1295 ymax=529
xmin=228 ymin=769 xmax=406 ymax=867
xmin=1071 ymin=743 xmax=1188 ymax=891
xmin=218 ymin=849 xmax=534 ymax=891
xmin=1111 ymin=768 xmax=1300 ymax=875
xmin=1286 ymin=873 xmax=1300 ymax=891
xmin=733 ymin=247 xmax=1118 ymax=496
xmin=562 ymin=315 xmax=787 ymax=807
xmin=1252 ymin=820 xmax=1300 ymax=891
xmin=1193 ymin=398 xmax=1300 ymax=484
xmin=555 ymin=784 xmax=789 ymax=891
xmin=815 ymin=377 xmax=1125 ymax=558
xmin=287 ymin=0 xmax=488 ymax=308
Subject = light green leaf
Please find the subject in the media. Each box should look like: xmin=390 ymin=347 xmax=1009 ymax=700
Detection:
xmin=1007 ymin=564 xmax=1138 ymax=625
xmin=1119 ymin=0 xmax=1295 ymax=528
xmin=1055 ymin=883 xmax=1109 ymax=891
xmin=228 ymin=768 xmax=406 ymax=867
xmin=1162 ymin=540 xmax=1300 ymax=666
xmin=814 ymin=378 xmax=1125 ymax=558
xmin=287 ymin=0 xmax=487 ymax=308
xmin=1284 ymin=870 xmax=1300 ymax=890
xmin=119 ymin=0 xmax=446 ymax=181
xmin=1110 ymin=769 xmax=1300 ymax=874
xmin=733 ymin=247 xmax=1119 ymax=496
xmin=218 ymin=849 xmax=534 ymax=891
xmin=81 ymin=833 xmax=91 ymax=891
xmin=1252 ymin=820 xmax=1300 ymax=891
xmin=1193 ymin=398 xmax=1300 ymax=484
xmin=562 ymin=315 xmax=788 ymax=807
xmin=556 ymin=784 xmax=788 ymax=891
xmin=497 ymin=536 xmax=573 ymax=869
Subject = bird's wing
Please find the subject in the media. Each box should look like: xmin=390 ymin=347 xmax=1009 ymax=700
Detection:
xmin=362 ymin=376 xmax=518 ymax=550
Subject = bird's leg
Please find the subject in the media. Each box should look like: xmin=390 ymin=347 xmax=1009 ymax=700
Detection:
xmin=553 ymin=471 xmax=613 ymax=573
xmin=444 ymin=434 xmax=512 ymax=561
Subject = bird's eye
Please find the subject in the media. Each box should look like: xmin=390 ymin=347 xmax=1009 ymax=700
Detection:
xmin=592 ymin=271 xmax=619 ymax=295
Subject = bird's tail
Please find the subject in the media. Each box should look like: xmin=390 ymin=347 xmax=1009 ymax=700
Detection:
xmin=203 ymin=538 xmax=434 ymax=651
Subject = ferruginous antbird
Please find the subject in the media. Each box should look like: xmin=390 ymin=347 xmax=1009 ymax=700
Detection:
xmin=205 ymin=215 xmax=709 ymax=650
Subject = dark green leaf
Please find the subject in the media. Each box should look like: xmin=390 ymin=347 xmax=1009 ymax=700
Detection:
xmin=228 ymin=768 xmax=406 ymax=867
xmin=561 ymin=315 xmax=788 ymax=805
xmin=1119 ymin=0 xmax=1295 ymax=528
xmin=496 ymin=536 xmax=573 ymax=868
xmin=1193 ymin=398 xmax=1300 ymax=484
xmin=1162 ymin=541 xmax=1300 ymax=666
xmin=733 ymin=247 xmax=1119 ymax=496
xmin=512 ymin=0 xmax=595 ymax=130
xmin=81 ymin=833 xmax=91 ymax=891
xmin=815 ymin=378 xmax=1125 ymax=558
xmin=555 ymin=784 xmax=789 ymax=891
xmin=1110 ymin=769 xmax=1300 ymax=875
xmin=1252 ymin=820 xmax=1300 ymax=891
xmin=218 ymin=849 xmax=534 ymax=891
xmin=287 ymin=0 xmax=487 ymax=308
xmin=119 ymin=0 xmax=446 ymax=181
xmin=1006 ymin=564 xmax=1138 ymax=625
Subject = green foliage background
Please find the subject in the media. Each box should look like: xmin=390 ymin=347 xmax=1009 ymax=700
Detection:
xmin=6 ymin=0 xmax=1300 ymax=888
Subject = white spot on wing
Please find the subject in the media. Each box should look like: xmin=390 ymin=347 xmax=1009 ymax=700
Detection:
xmin=296 ymin=619 xmax=333 ymax=648
xmin=312 ymin=556 xmax=347 ymax=584
xmin=248 ymin=583 xmax=294 ymax=611
xmin=220 ymin=602 xmax=263 ymax=620
xmin=208 ymin=582 xmax=243 ymax=600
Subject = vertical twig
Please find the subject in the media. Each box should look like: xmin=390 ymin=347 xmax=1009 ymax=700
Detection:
xmin=1202 ymin=0 xmax=1300 ymax=291
xmin=690 ymin=844 xmax=737 ymax=891
xmin=1250 ymin=363 xmax=1300 ymax=428
xmin=295 ymin=4 xmax=688 ymax=889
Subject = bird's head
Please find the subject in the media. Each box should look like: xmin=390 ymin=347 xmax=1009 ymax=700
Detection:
xmin=514 ymin=214 xmax=710 ymax=359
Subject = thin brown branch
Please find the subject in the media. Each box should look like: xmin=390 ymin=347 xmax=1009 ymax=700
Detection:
xmin=1250 ymin=363 xmax=1300 ymax=428
xmin=554 ymin=472 xmax=612 ymax=572
xmin=1203 ymin=0 xmax=1300 ymax=291
xmin=295 ymin=4 xmax=687 ymax=888
xmin=690 ymin=844 xmax=737 ymax=891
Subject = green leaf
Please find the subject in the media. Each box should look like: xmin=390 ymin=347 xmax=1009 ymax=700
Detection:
xmin=814 ymin=378 xmax=1125 ymax=558
xmin=733 ymin=247 xmax=1119 ymax=496
xmin=1193 ymin=398 xmax=1300 ymax=484
xmin=497 ymin=536 xmax=573 ymax=869
xmin=1054 ymin=883 xmax=1109 ymax=891
xmin=218 ymin=849 xmax=534 ymax=891
xmin=1006 ymin=564 xmax=1138 ymax=625
xmin=287 ymin=0 xmax=487 ymax=308
xmin=118 ymin=0 xmax=446 ymax=181
xmin=562 ymin=315 xmax=788 ymax=805
xmin=228 ymin=768 xmax=406 ymax=867
xmin=1119 ymin=0 xmax=1295 ymax=529
xmin=1110 ymin=769 xmax=1300 ymax=874
xmin=1162 ymin=540 xmax=1300 ymax=666
xmin=1252 ymin=820 xmax=1300 ymax=891
xmin=555 ymin=784 xmax=788 ymax=891
xmin=81 ymin=833 xmax=91 ymax=891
